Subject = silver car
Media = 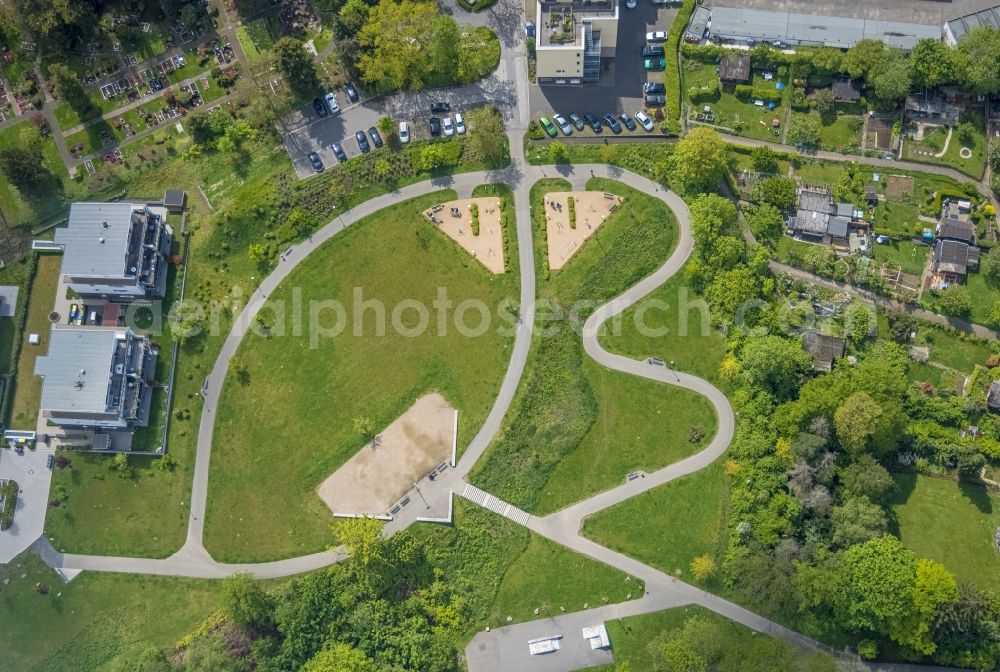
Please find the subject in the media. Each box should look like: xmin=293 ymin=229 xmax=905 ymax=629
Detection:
xmin=635 ymin=110 xmax=654 ymax=132
xmin=552 ymin=113 xmax=573 ymax=135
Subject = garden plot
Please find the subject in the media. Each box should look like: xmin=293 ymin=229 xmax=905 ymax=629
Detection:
xmin=424 ymin=198 xmax=505 ymax=273
xmin=317 ymin=393 xmax=456 ymax=517
xmin=544 ymin=191 xmax=622 ymax=270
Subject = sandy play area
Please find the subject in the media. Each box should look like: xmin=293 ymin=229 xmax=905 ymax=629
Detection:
xmin=317 ymin=393 xmax=457 ymax=516
xmin=545 ymin=191 xmax=623 ymax=270
xmin=425 ymin=198 xmax=505 ymax=273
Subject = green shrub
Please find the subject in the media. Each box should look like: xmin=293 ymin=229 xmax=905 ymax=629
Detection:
xmin=470 ymin=202 xmax=480 ymax=235
xmin=567 ymin=196 xmax=576 ymax=229
xmin=665 ymin=0 xmax=697 ymax=123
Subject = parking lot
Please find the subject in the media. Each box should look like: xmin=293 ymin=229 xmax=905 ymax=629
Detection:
xmin=529 ymin=2 xmax=679 ymax=120
xmin=280 ymin=57 xmax=520 ymax=179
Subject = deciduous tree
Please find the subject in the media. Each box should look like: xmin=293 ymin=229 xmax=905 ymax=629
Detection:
xmin=830 ymin=496 xmax=887 ymax=548
xmin=910 ymin=38 xmax=957 ymax=89
xmin=462 ymin=106 xmax=506 ymax=166
xmin=221 ymin=571 xmax=274 ymax=630
xmin=958 ymin=27 xmax=1000 ymax=95
xmin=274 ymin=37 xmax=320 ymax=96
xmin=669 ymin=126 xmax=727 ymax=195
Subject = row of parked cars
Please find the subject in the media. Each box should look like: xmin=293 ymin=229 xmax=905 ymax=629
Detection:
xmin=311 ymin=83 xmax=361 ymax=119
xmin=306 ymin=102 xmax=468 ymax=173
xmin=539 ymin=110 xmax=655 ymax=136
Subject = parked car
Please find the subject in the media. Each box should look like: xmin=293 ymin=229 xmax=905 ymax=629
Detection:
xmin=635 ymin=110 xmax=654 ymax=131
xmin=641 ymin=45 xmax=665 ymax=58
xmin=398 ymin=121 xmax=410 ymax=144
xmin=619 ymin=113 xmax=636 ymax=131
xmin=332 ymin=142 xmax=348 ymax=162
xmin=431 ymin=101 xmax=451 ymax=113
xmin=644 ymin=57 xmax=665 ymax=71
xmin=345 ymin=82 xmax=359 ymax=103
xmin=524 ymin=21 xmax=535 ymax=38
xmin=368 ymin=127 xmax=383 ymax=148
xmin=538 ymin=116 xmax=558 ymax=137
xmin=553 ymin=113 xmax=573 ymax=135
xmin=307 ymin=151 xmax=324 ymax=173
xmin=602 ymin=113 xmax=622 ymax=134
xmin=646 ymin=30 xmax=667 ymax=41
xmin=443 ymin=116 xmax=455 ymax=136
xmin=325 ymin=92 xmax=340 ymax=115
xmin=313 ymin=97 xmax=327 ymax=117
xmin=584 ymin=112 xmax=602 ymax=132
xmin=626 ymin=0 xmax=636 ymax=8
xmin=69 ymin=303 xmax=79 ymax=323
xmin=429 ymin=116 xmax=441 ymax=136
xmin=644 ymin=94 xmax=666 ymax=107
xmin=356 ymin=131 xmax=370 ymax=153
xmin=454 ymin=113 xmax=466 ymax=134
xmin=643 ymin=81 xmax=665 ymax=94
xmin=568 ymin=112 xmax=585 ymax=131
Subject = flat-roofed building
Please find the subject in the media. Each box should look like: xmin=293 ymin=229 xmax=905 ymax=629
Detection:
xmin=34 ymin=328 xmax=157 ymax=437
xmin=55 ymin=202 xmax=172 ymax=300
xmin=533 ymin=0 xmax=618 ymax=85
xmin=708 ymin=6 xmax=939 ymax=50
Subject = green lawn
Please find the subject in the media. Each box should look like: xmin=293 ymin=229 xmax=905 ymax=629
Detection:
xmin=204 ymin=190 xmax=519 ymax=562
xmin=905 ymin=114 xmax=988 ymax=179
xmin=0 ymin=121 xmax=77 ymax=227
xmin=0 ymin=551 xmax=223 ymax=672
xmin=6 ymin=254 xmax=60 ymax=430
xmin=792 ymin=107 xmax=862 ymax=152
xmin=889 ymin=474 xmax=1000 ymax=589
xmin=472 ymin=178 xmax=710 ymax=513
xmin=419 ymin=500 xmax=641 ymax=637
xmin=592 ymin=605 xmax=838 ymax=672
xmin=873 ymin=239 xmax=929 ymax=276
xmin=582 ymin=461 xmax=729 ymax=583
xmin=598 ymin=270 xmax=728 ymax=385
xmin=536 ymin=357 xmax=717 ymax=514
xmin=873 ymin=201 xmax=922 ymax=239
xmin=961 ymin=270 xmax=1000 ymax=326
xmin=683 ymin=61 xmax=787 ymax=142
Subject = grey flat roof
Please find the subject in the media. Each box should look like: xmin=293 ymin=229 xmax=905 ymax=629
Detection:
xmin=828 ymin=216 xmax=850 ymax=238
xmin=0 ymin=285 xmax=19 ymax=317
xmin=710 ymin=6 xmax=940 ymax=49
xmin=688 ymin=5 xmax=711 ymax=37
xmin=35 ymin=329 xmax=122 ymax=414
xmin=55 ymin=202 xmax=137 ymax=278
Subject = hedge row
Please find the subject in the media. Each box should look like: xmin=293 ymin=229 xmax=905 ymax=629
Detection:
xmin=0 ymin=252 xmax=38 ymax=427
xmin=665 ymin=0 xmax=698 ymax=131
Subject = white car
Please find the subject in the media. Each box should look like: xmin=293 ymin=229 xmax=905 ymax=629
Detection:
xmin=454 ymin=112 xmax=466 ymax=134
xmin=398 ymin=121 xmax=410 ymax=144
xmin=442 ymin=116 xmax=455 ymax=136
xmin=635 ymin=110 xmax=654 ymax=132
xmin=626 ymin=0 xmax=636 ymax=7
xmin=646 ymin=30 xmax=667 ymax=42
xmin=324 ymin=92 xmax=340 ymax=115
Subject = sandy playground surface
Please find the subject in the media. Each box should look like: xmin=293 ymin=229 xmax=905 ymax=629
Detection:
xmin=545 ymin=191 xmax=623 ymax=270
xmin=424 ymin=198 xmax=505 ymax=273
xmin=317 ymin=393 xmax=457 ymax=516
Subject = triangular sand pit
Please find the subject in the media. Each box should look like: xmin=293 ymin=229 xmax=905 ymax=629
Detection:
xmin=317 ymin=393 xmax=457 ymax=517
xmin=424 ymin=197 xmax=505 ymax=273
xmin=544 ymin=191 xmax=623 ymax=270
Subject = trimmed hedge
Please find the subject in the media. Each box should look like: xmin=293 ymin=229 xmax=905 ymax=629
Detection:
xmin=665 ymin=0 xmax=697 ymax=131
xmin=0 ymin=479 xmax=18 ymax=531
